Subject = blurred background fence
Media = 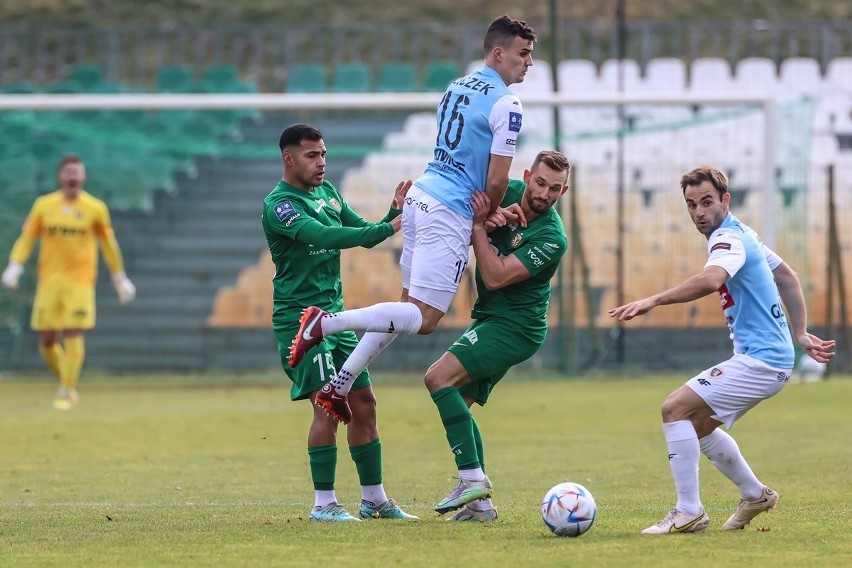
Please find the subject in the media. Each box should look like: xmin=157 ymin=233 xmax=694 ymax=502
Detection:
xmin=0 ymin=13 xmax=850 ymax=376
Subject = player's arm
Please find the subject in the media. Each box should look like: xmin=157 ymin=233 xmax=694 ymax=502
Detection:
xmin=2 ymin=201 xmax=42 ymax=289
xmin=772 ymin=259 xmax=836 ymax=363
xmin=485 ymin=96 xmax=522 ymax=213
xmin=95 ymin=205 xmax=135 ymax=304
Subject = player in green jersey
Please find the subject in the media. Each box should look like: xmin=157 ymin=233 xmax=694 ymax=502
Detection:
xmin=426 ymin=150 xmax=571 ymax=521
xmin=262 ymin=123 xmax=417 ymax=522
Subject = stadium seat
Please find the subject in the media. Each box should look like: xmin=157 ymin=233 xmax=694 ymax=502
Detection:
xmin=67 ymin=64 xmax=103 ymax=91
xmin=734 ymin=57 xmax=777 ymax=93
xmin=1 ymin=81 xmax=40 ymax=94
xmin=332 ymin=61 xmax=372 ymax=93
xmin=642 ymin=58 xmax=687 ymax=92
xmin=376 ymin=61 xmax=417 ymax=92
xmin=423 ymin=60 xmax=461 ymax=92
xmin=599 ymin=59 xmax=642 ymax=92
xmin=557 ymin=59 xmax=599 ymax=93
xmin=825 ymin=57 xmax=852 ymax=93
xmin=689 ymin=57 xmax=733 ymax=92
xmin=779 ymin=57 xmax=822 ymax=98
xmin=287 ymin=63 xmax=327 ymax=93
xmin=201 ymin=64 xmax=239 ymax=91
xmin=157 ymin=65 xmax=194 ymax=93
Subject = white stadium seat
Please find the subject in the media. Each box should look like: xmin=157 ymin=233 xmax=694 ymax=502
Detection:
xmin=734 ymin=57 xmax=778 ymax=93
xmin=778 ymin=57 xmax=822 ymax=98
xmin=689 ymin=57 xmax=734 ymax=92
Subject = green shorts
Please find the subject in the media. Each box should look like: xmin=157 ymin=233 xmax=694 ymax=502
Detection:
xmin=450 ymin=316 xmax=545 ymax=406
xmin=274 ymin=326 xmax=370 ymax=401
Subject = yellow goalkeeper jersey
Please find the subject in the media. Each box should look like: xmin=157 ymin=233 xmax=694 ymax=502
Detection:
xmin=10 ymin=190 xmax=124 ymax=288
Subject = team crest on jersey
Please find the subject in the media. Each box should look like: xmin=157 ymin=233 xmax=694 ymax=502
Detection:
xmin=273 ymin=200 xmax=296 ymax=222
xmin=511 ymin=233 xmax=523 ymax=248
xmin=710 ymin=367 xmax=724 ymax=378
xmin=328 ymin=197 xmax=342 ymax=212
xmin=508 ymin=112 xmax=522 ymax=132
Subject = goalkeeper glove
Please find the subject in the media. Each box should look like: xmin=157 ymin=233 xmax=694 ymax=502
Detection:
xmin=112 ymin=271 xmax=136 ymax=304
xmin=1 ymin=262 xmax=23 ymax=289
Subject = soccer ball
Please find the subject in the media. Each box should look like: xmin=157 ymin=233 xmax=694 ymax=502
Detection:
xmin=541 ymin=481 xmax=597 ymax=537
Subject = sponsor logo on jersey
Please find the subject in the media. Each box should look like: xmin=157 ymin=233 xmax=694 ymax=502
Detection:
xmin=328 ymin=197 xmax=342 ymax=212
xmin=717 ymin=283 xmax=735 ymax=310
xmin=285 ymin=213 xmax=301 ymax=227
xmin=711 ymin=242 xmax=732 ymax=252
xmin=506 ymin=138 xmax=516 ymax=145
xmin=777 ymin=372 xmax=789 ymax=383
xmin=273 ymin=200 xmax=296 ymax=222
xmin=511 ymin=233 xmax=523 ymax=248
xmin=313 ymin=198 xmax=326 ymax=213
xmin=508 ymin=112 xmax=522 ymax=132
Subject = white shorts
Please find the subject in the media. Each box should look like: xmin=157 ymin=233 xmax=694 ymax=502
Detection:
xmin=686 ymin=353 xmax=792 ymax=429
xmin=399 ymin=184 xmax=472 ymax=313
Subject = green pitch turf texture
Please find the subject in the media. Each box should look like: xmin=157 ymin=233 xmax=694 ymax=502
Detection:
xmin=1 ymin=371 xmax=850 ymax=567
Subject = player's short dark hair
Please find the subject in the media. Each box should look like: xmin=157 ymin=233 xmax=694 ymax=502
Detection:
xmin=532 ymin=150 xmax=571 ymax=178
xmin=57 ymin=154 xmax=83 ymax=172
xmin=279 ymin=123 xmax=323 ymax=153
xmin=484 ymin=15 xmax=537 ymax=53
xmin=680 ymin=165 xmax=729 ymax=197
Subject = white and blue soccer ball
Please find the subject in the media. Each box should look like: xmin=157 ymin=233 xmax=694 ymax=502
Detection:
xmin=541 ymin=481 xmax=597 ymax=537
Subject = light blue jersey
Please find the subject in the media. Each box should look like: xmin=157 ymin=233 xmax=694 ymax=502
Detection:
xmin=414 ymin=65 xmax=522 ymax=219
xmin=705 ymin=213 xmax=795 ymax=369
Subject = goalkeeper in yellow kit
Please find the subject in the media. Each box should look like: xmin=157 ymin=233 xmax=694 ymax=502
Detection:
xmin=1 ymin=155 xmax=136 ymax=409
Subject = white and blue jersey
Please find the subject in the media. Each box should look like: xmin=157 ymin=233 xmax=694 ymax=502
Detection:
xmin=414 ymin=65 xmax=522 ymax=219
xmin=705 ymin=212 xmax=794 ymax=369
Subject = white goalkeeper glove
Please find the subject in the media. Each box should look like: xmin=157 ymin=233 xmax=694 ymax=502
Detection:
xmin=112 ymin=271 xmax=136 ymax=304
xmin=1 ymin=262 xmax=23 ymax=290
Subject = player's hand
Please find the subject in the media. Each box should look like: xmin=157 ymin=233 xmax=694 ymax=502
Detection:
xmin=470 ymin=192 xmax=491 ymax=227
xmin=797 ymin=332 xmax=836 ymax=364
xmin=609 ymin=298 xmax=656 ymax=321
xmin=391 ymin=179 xmax=412 ymax=209
xmin=497 ymin=203 xmax=527 ymax=228
xmin=1 ymin=262 xmax=23 ymax=290
xmin=112 ymin=271 xmax=136 ymax=304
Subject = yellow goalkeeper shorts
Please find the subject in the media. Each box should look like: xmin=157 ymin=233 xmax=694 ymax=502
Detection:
xmin=31 ymin=284 xmax=96 ymax=331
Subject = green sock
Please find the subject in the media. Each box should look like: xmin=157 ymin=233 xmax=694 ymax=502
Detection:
xmin=350 ymin=438 xmax=382 ymax=486
xmin=308 ymin=444 xmax=337 ymax=491
xmin=431 ymin=387 xmax=479 ymax=470
xmin=471 ymin=416 xmax=485 ymax=474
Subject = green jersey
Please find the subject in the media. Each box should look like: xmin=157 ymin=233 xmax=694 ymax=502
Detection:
xmin=471 ymin=179 xmax=567 ymax=328
xmin=262 ymin=179 xmax=397 ymax=326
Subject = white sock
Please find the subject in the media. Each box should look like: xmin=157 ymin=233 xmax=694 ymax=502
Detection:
xmin=361 ymin=484 xmax=388 ymax=506
xmin=321 ymin=302 xmax=422 ymax=335
xmin=663 ymin=420 xmax=702 ymax=517
xmin=459 ymin=467 xmax=486 ymax=482
xmin=314 ymin=490 xmax=336 ymax=508
xmin=468 ymin=498 xmax=494 ymax=512
xmin=699 ymin=428 xmax=764 ymax=500
xmin=330 ymin=332 xmax=399 ymax=395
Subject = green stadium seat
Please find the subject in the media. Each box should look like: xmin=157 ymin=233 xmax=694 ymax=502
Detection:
xmin=287 ymin=63 xmax=327 ymax=93
xmin=68 ymin=64 xmax=103 ymax=91
xmin=332 ymin=62 xmax=371 ymax=93
xmin=1 ymin=82 xmax=40 ymax=94
xmin=424 ymin=60 xmax=461 ymax=92
xmin=377 ymin=61 xmax=417 ymax=92
xmin=45 ymin=81 xmax=83 ymax=94
xmin=202 ymin=64 xmax=239 ymax=91
xmin=157 ymin=65 xmax=194 ymax=93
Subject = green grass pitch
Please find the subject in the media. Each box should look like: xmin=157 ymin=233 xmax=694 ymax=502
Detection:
xmin=1 ymin=371 xmax=850 ymax=566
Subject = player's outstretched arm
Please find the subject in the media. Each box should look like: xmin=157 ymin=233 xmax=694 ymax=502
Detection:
xmin=484 ymin=154 xmax=512 ymax=214
xmin=609 ymin=266 xmax=728 ymax=321
xmin=772 ymin=261 xmax=836 ymax=363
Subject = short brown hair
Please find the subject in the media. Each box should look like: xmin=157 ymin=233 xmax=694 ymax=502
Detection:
xmin=484 ymin=15 xmax=537 ymax=52
xmin=532 ymin=150 xmax=571 ymax=177
xmin=680 ymin=164 xmax=728 ymax=197
xmin=57 ymin=154 xmax=83 ymax=172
